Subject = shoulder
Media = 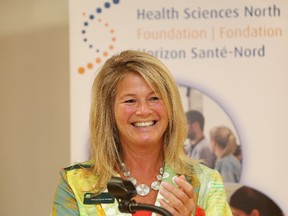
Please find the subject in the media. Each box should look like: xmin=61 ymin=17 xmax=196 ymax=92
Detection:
xmin=193 ymin=163 xmax=223 ymax=182
xmin=60 ymin=161 xmax=99 ymax=194
xmin=199 ymin=137 xmax=209 ymax=146
xmin=193 ymin=163 xmax=213 ymax=174
xmin=196 ymin=138 xmax=210 ymax=150
xmin=218 ymin=155 xmax=240 ymax=166
xmin=60 ymin=161 xmax=95 ymax=183
xmin=63 ymin=161 xmax=93 ymax=172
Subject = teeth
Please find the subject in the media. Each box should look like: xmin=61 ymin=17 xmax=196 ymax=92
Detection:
xmin=133 ymin=121 xmax=155 ymax=127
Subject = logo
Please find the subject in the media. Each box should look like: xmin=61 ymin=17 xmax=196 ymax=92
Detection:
xmin=78 ymin=0 xmax=120 ymax=74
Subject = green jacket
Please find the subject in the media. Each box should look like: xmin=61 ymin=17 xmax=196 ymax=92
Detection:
xmin=52 ymin=162 xmax=232 ymax=216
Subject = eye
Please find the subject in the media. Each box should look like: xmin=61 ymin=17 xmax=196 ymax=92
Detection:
xmin=124 ymin=99 xmax=136 ymax=104
xmin=149 ymin=96 xmax=160 ymax=101
xmin=148 ymin=93 xmax=161 ymax=101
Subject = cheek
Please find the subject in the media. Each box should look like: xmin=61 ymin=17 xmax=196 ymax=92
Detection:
xmin=114 ymin=105 xmax=135 ymax=122
xmin=153 ymin=102 xmax=168 ymax=118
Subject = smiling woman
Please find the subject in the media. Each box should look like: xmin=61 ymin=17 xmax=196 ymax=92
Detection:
xmin=52 ymin=50 xmax=233 ymax=216
xmin=114 ymin=71 xmax=169 ymax=149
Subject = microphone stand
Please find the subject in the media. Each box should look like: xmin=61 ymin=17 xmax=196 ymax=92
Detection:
xmin=107 ymin=176 xmax=172 ymax=216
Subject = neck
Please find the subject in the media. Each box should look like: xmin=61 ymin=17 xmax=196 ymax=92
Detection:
xmin=121 ymin=143 xmax=164 ymax=171
xmin=119 ymin=147 xmax=164 ymax=186
xmin=215 ymin=147 xmax=225 ymax=158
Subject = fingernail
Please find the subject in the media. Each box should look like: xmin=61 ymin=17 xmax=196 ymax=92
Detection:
xmin=172 ymin=176 xmax=177 ymax=184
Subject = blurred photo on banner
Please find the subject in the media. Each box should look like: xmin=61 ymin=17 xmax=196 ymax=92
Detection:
xmin=69 ymin=0 xmax=288 ymax=214
xmin=227 ymin=184 xmax=284 ymax=216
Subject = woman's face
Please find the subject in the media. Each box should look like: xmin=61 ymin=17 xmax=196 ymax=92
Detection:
xmin=114 ymin=71 xmax=169 ymax=148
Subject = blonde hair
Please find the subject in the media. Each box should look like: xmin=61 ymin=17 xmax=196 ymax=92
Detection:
xmin=89 ymin=50 xmax=195 ymax=192
xmin=210 ymin=126 xmax=237 ymax=158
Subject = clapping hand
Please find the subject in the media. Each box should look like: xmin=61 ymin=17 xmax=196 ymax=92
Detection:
xmin=159 ymin=175 xmax=195 ymax=216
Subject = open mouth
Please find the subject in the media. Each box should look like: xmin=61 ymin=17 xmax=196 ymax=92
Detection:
xmin=132 ymin=121 xmax=157 ymax=127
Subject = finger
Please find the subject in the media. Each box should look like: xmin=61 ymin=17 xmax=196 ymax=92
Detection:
xmin=163 ymin=176 xmax=195 ymax=214
xmin=160 ymin=182 xmax=191 ymax=214
xmin=161 ymin=181 xmax=190 ymax=202
xmin=159 ymin=198 xmax=175 ymax=215
xmin=159 ymin=195 xmax=188 ymax=216
xmin=173 ymin=175 xmax=195 ymax=200
xmin=174 ymin=175 xmax=195 ymax=213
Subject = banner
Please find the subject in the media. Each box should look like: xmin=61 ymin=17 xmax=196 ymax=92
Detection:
xmin=69 ymin=0 xmax=288 ymax=214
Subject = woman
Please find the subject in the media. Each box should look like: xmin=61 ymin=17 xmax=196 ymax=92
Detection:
xmin=52 ymin=50 xmax=232 ymax=216
xmin=209 ymin=126 xmax=242 ymax=183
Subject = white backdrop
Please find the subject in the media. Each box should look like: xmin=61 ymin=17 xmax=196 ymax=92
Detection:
xmin=69 ymin=0 xmax=288 ymax=214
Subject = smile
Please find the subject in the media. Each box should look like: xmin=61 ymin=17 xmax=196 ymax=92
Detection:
xmin=132 ymin=121 xmax=157 ymax=127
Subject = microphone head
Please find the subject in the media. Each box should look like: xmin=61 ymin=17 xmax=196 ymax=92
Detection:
xmin=107 ymin=176 xmax=137 ymax=200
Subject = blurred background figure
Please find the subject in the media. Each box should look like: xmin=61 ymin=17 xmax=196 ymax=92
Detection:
xmin=184 ymin=110 xmax=216 ymax=168
xmin=229 ymin=186 xmax=284 ymax=216
xmin=233 ymin=144 xmax=243 ymax=164
xmin=210 ymin=125 xmax=241 ymax=183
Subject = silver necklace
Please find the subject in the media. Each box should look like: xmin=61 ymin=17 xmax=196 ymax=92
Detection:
xmin=120 ymin=162 xmax=164 ymax=197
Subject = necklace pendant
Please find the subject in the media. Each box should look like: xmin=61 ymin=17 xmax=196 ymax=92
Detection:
xmin=120 ymin=161 xmax=165 ymax=197
xmin=136 ymin=184 xmax=150 ymax=196
xmin=162 ymin=171 xmax=169 ymax=179
xmin=151 ymin=181 xmax=161 ymax=190
xmin=156 ymin=174 xmax=162 ymax=181
xmin=123 ymin=170 xmax=130 ymax=177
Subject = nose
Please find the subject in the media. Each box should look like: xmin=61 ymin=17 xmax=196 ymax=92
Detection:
xmin=136 ymin=101 xmax=152 ymax=116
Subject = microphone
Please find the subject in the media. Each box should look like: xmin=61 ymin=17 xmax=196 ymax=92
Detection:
xmin=107 ymin=176 xmax=172 ymax=216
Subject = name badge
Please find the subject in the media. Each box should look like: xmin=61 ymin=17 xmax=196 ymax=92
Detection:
xmin=84 ymin=192 xmax=115 ymax=204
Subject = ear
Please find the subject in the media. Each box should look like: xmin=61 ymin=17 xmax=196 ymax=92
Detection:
xmin=250 ymin=209 xmax=260 ymax=216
